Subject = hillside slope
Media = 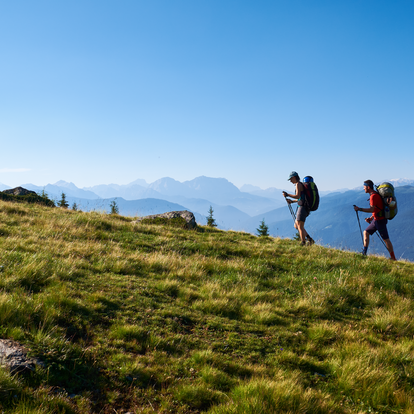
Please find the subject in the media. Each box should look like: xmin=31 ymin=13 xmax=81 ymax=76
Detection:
xmin=0 ymin=199 xmax=414 ymax=413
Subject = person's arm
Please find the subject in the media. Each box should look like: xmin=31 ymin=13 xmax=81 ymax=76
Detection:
xmin=282 ymin=183 xmax=301 ymax=202
xmin=353 ymin=204 xmax=375 ymax=223
xmin=354 ymin=206 xmax=375 ymax=213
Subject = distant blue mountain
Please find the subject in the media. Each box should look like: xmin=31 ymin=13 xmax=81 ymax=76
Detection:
xmin=149 ymin=176 xmax=240 ymax=201
xmin=21 ymin=182 xmax=100 ymax=200
xmin=184 ymin=176 xmax=241 ymax=199
xmin=240 ymin=184 xmax=284 ymax=200
xmin=148 ymin=177 xmax=189 ymax=197
xmin=165 ymin=197 xmax=251 ymax=230
xmin=86 ymin=176 xmax=280 ymax=216
xmin=85 ymin=183 xmax=162 ymax=200
xmin=126 ymin=178 xmax=148 ymax=188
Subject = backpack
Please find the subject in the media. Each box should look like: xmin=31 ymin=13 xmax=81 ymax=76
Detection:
xmin=376 ymin=182 xmax=398 ymax=220
xmin=302 ymin=176 xmax=320 ymax=211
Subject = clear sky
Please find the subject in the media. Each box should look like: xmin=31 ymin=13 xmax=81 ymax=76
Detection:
xmin=1 ymin=0 xmax=413 ymax=191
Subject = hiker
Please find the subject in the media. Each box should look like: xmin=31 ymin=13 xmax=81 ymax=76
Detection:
xmin=353 ymin=180 xmax=396 ymax=260
xmin=282 ymin=171 xmax=314 ymax=246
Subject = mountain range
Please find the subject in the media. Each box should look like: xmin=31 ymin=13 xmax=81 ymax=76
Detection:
xmin=2 ymin=176 xmax=414 ymax=261
xmin=14 ymin=176 xmax=285 ymax=216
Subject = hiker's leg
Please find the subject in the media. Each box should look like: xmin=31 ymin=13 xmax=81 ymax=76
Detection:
xmin=363 ymin=221 xmax=377 ymax=255
xmin=296 ymin=220 xmax=307 ymax=242
xmin=363 ymin=230 xmax=370 ymax=248
xmin=376 ymin=220 xmax=395 ymax=260
xmin=383 ymin=239 xmax=396 ymax=260
xmin=362 ymin=230 xmax=370 ymax=255
xmin=302 ymin=226 xmax=309 ymax=239
xmin=295 ymin=206 xmax=309 ymax=243
xmin=293 ymin=221 xmax=303 ymax=240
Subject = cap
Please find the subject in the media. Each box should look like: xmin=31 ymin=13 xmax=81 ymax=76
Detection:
xmin=288 ymin=171 xmax=299 ymax=180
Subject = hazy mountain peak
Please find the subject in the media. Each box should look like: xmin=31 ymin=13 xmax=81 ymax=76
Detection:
xmin=184 ymin=176 xmax=240 ymax=192
xmin=152 ymin=177 xmax=181 ymax=185
xmin=386 ymin=178 xmax=414 ymax=187
xmin=240 ymin=184 xmax=262 ymax=192
xmin=0 ymin=182 xmax=10 ymax=191
xmin=148 ymin=177 xmax=185 ymax=195
xmin=150 ymin=177 xmax=182 ymax=189
xmin=127 ymin=178 xmax=148 ymax=188
xmin=53 ymin=180 xmax=79 ymax=190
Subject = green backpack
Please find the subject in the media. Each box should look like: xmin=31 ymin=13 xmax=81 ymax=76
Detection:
xmin=376 ymin=182 xmax=398 ymax=220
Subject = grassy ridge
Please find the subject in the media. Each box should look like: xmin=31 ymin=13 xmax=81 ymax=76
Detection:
xmin=0 ymin=199 xmax=413 ymax=413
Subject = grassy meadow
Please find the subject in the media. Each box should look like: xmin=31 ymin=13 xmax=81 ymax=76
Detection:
xmin=0 ymin=199 xmax=414 ymax=413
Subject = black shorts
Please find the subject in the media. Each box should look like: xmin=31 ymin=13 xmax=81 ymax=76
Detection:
xmin=365 ymin=219 xmax=389 ymax=240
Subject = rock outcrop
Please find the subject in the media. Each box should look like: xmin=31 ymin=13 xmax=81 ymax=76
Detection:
xmin=0 ymin=187 xmax=55 ymax=207
xmin=135 ymin=210 xmax=197 ymax=229
xmin=0 ymin=339 xmax=43 ymax=374
xmin=3 ymin=187 xmax=38 ymax=196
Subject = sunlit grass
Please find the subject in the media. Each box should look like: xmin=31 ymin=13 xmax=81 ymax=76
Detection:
xmin=0 ymin=199 xmax=413 ymax=413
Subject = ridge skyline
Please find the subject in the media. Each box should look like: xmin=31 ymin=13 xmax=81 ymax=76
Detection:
xmin=2 ymin=175 xmax=413 ymax=196
xmin=1 ymin=175 xmax=413 ymax=261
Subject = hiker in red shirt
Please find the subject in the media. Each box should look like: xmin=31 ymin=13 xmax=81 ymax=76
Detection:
xmin=353 ymin=180 xmax=396 ymax=260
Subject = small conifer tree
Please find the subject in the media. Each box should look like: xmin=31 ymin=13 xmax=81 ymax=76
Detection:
xmin=57 ymin=192 xmax=69 ymax=208
xmin=256 ymin=218 xmax=269 ymax=237
xmin=39 ymin=189 xmax=55 ymax=206
xmin=110 ymin=200 xmax=119 ymax=215
xmin=206 ymin=205 xmax=217 ymax=227
xmin=71 ymin=202 xmax=78 ymax=211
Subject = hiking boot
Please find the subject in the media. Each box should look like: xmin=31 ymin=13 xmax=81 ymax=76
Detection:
xmin=300 ymin=241 xmax=306 ymax=247
xmin=307 ymin=237 xmax=315 ymax=246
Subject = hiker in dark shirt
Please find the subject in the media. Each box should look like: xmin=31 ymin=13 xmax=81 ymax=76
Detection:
xmin=282 ymin=171 xmax=314 ymax=246
xmin=353 ymin=180 xmax=396 ymax=260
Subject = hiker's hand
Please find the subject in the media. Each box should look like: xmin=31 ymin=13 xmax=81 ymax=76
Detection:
xmin=365 ymin=217 xmax=373 ymax=223
xmin=287 ymin=199 xmax=293 ymax=204
xmin=282 ymin=191 xmax=288 ymax=198
xmin=354 ymin=205 xmax=359 ymax=211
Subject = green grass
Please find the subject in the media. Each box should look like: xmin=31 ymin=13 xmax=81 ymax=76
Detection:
xmin=0 ymin=199 xmax=414 ymax=413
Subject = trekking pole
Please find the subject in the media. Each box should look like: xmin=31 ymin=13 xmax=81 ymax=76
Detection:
xmin=288 ymin=203 xmax=296 ymax=222
xmin=375 ymin=232 xmax=388 ymax=250
xmin=354 ymin=205 xmax=388 ymax=252
xmin=354 ymin=206 xmax=364 ymax=246
xmin=286 ymin=198 xmax=296 ymax=223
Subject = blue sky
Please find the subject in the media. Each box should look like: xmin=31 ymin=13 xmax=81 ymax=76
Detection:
xmin=1 ymin=0 xmax=413 ymax=191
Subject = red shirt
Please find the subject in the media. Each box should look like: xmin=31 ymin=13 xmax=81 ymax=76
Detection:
xmin=370 ymin=192 xmax=384 ymax=220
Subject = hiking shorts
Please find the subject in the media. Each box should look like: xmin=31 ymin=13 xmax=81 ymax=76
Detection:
xmin=296 ymin=206 xmax=309 ymax=222
xmin=365 ymin=219 xmax=389 ymax=240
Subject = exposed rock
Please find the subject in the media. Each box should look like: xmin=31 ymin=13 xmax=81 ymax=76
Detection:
xmin=0 ymin=187 xmax=55 ymax=207
xmin=3 ymin=187 xmax=38 ymax=196
xmin=0 ymin=339 xmax=43 ymax=374
xmin=135 ymin=210 xmax=197 ymax=229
